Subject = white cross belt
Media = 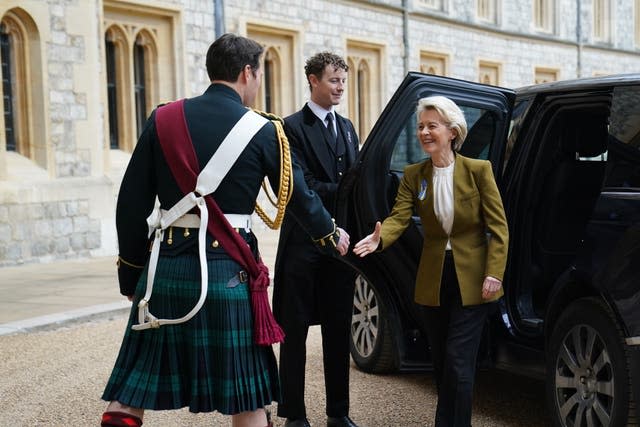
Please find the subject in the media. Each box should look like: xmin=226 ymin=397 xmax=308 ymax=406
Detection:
xmin=131 ymin=109 xmax=268 ymax=331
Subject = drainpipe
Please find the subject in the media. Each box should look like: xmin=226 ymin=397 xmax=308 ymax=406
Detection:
xmin=402 ymin=0 xmax=413 ymax=159
xmin=214 ymin=0 xmax=225 ymax=38
xmin=576 ymin=0 xmax=582 ymax=78
xmin=403 ymin=0 xmax=409 ymax=76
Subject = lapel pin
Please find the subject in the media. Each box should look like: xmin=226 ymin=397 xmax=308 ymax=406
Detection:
xmin=418 ymin=179 xmax=428 ymax=201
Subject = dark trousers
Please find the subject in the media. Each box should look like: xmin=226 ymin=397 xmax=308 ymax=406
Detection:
xmin=276 ymin=256 xmax=354 ymax=419
xmin=277 ymin=315 xmax=351 ymax=418
xmin=423 ymin=252 xmax=494 ymax=427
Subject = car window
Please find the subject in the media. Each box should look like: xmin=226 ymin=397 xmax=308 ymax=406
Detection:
xmin=503 ymin=97 xmax=533 ymax=171
xmin=606 ymin=86 xmax=640 ymax=189
xmin=389 ymin=105 xmax=495 ymax=172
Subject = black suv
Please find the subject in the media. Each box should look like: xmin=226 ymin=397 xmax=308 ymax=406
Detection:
xmin=338 ymin=72 xmax=640 ymax=426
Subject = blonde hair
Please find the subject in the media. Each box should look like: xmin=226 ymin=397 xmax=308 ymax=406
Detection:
xmin=416 ymin=96 xmax=467 ymax=151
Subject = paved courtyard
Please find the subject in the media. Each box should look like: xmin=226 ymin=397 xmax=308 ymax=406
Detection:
xmin=0 ymin=227 xmax=549 ymax=426
xmin=0 ymin=313 xmax=549 ymax=426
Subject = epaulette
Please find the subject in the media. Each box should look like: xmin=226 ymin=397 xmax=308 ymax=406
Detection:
xmin=252 ymin=108 xmax=284 ymax=124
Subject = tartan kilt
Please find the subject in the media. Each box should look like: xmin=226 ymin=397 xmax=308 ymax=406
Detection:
xmin=102 ymin=253 xmax=280 ymax=414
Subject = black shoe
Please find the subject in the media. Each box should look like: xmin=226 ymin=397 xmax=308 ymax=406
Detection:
xmin=327 ymin=416 xmax=359 ymax=427
xmin=284 ymin=418 xmax=311 ymax=427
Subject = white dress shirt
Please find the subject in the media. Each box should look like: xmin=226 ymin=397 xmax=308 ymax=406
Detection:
xmin=307 ymin=100 xmax=336 ymax=135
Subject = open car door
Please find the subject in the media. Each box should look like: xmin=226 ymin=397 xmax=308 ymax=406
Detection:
xmin=337 ymin=72 xmax=514 ymax=372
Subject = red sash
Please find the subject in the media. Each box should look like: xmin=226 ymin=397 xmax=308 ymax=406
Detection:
xmin=154 ymin=99 xmax=284 ymax=345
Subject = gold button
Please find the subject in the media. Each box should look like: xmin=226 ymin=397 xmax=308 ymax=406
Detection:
xmin=211 ymin=240 xmax=219 ymax=248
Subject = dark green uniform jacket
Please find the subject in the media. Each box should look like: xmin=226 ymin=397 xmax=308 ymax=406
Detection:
xmin=116 ymin=84 xmax=336 ymax=296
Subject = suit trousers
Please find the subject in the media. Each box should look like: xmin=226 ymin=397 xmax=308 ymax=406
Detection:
xmin=423 ymin=252 xmax=494 ymax=427
xmin=276 ymin=254 xmax=354 ymax=419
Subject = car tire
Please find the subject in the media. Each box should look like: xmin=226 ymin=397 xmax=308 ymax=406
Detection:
xmin=349 ymin=274 xmax=400 ymax=373
xmin=546 ymin=297 xmax=635 ymax=427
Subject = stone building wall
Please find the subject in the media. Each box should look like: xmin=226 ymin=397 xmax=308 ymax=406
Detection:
xmin=1 ymin=0 xmax=639 ymax=266
xmin=0 ymin=199 xmax=101 ymax=266
xmin=0 ymin=0 xmax=215 ymax=265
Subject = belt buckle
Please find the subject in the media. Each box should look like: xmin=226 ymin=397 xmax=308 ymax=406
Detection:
xmin=226 ymin=270 xmax=248 ymax=288
xmin=239 ymin=270 xmax=248 ymax=283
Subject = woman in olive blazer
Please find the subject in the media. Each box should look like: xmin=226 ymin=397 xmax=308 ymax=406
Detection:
xmin=380 ymin=153 xmax=508 ymax=306
xmin=354 ymin=96 xmax=508 ymax=427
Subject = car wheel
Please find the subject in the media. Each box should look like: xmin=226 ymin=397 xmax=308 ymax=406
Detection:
xmin=547 ymin=297 xmax=635 ymax=427
xmin=350 ymin=274 xmax=400 ymax=373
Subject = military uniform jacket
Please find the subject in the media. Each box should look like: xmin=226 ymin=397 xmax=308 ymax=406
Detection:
xmin=116 ymin=85 xmax=335 ymax=296
xmin=380 ymin=154 xmax=509 ymax=307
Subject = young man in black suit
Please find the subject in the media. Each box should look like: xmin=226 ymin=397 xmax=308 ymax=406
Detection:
xmin=273 ymin=52 xmax=360 ymax=427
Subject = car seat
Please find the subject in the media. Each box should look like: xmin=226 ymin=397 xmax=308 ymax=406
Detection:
xmin=532 ymin=112 xmax=608 ymax=308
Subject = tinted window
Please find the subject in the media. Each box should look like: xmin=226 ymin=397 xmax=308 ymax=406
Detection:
xmin=389 ymin=104 xmax=496 ymax=172
xmin=606 ymin=86 xmax=640 ymax=189
xmin=503 ymin=97 xmax=533 ymax=170
xmin=389 ymin=113 xmax=422 ymax=171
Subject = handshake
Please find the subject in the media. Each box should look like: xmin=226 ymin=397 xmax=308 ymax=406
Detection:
xmin=334 ymin=221 xmax=382 ymax=257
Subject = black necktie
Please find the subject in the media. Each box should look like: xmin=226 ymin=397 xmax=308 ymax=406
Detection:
xmin=326 ymin=113 xmax=337 ymax=143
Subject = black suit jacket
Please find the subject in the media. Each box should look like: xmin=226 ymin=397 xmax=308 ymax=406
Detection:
xmin=273 ymin=103 xmax=358 ymax=322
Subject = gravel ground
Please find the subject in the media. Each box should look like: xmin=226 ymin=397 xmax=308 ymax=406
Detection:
xmin=0 ymin=313 xmax=550 ymax=426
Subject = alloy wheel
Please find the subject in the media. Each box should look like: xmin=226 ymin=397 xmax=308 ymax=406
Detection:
xmin=351 ymin=275 xmax=379 ymax=358
xmin=553 ymin=323 xmax=615 ymax=426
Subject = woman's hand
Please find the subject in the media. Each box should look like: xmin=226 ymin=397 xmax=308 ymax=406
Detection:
xmin=353 ymin=221 xmax=382 ymax=257
xmin=482 ymin=276 xmax=502 ymax=300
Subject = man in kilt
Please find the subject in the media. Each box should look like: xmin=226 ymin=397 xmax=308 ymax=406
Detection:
xmin=101 ymin=33 xmax=350 ymax=427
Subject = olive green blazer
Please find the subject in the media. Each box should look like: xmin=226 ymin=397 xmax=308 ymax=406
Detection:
xmin=380 ymin=154 xmax=509 ymax=306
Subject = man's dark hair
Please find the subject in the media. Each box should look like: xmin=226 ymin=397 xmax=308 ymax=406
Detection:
xmin=304 ymin=52 xmax=349 ymax=90
xmin=206 ymin=33 xmax=264 ymax=82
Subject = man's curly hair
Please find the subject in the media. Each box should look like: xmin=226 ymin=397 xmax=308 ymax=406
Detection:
xmin=304 ymin=52 xmax=349 ymax=91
